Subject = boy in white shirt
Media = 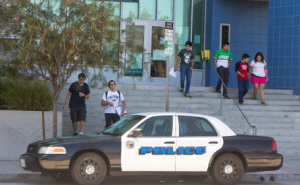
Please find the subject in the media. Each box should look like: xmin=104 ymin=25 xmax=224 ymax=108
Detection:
xmin=101 ymin=80 xmax=126 ymax=129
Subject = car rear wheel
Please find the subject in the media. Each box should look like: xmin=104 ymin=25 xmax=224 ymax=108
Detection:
xmin=210 ymin=153 xmax=244 ymax=185
xmin=50 ymin=173 xmax=73 ymax=183
xmin=71 ymin=152 xmax=107 ymax=185
xmin=181 ymin=175 xmax=208 ymax=183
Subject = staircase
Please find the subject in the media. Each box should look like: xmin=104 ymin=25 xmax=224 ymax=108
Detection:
xmin=58 ymin=84 xmax=300 ymax=159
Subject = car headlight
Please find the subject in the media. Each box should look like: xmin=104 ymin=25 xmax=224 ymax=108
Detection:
xmin=37 ymin=146 xmax=67 ymax=155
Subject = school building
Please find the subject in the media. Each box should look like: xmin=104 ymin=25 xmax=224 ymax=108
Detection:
xmin=1 ymin=0 xmax=299 ymax=94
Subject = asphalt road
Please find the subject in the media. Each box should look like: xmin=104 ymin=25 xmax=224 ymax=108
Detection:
xmin=1 ymin=176 xmax=299 ymax=185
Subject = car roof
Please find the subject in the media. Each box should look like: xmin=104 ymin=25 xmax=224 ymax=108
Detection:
xmin=132 ymin=112 xmax=236 ymax=137
xmin=133 ymin=112 xmax=212 ymax=118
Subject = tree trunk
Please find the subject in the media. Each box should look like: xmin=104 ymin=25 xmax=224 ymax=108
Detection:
xmin=52 ymin=96 xmax=59 ymax=138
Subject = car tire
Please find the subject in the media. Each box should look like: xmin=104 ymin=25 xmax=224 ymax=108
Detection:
xmin=181 ymin=175 xmax=208 ymax=182
xmin=210 ymin=153 xmax=244 ymax=185
xmin=71 ymin=152 xmax=107 ymax=185
xmin=50 ymin=173 xmax=73 ymax=183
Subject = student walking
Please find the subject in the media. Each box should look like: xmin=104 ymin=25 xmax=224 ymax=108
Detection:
xmin=174 ymin=41 xmax=195 ymax=98
xmin=235 ymin=54 xmax=250 ymax=105
xmin=101 ymin=80 xmax=126 ymax=129
xmin=214 ymin=42 xmax=232 ymax=99
xmin=63 ymin=73 xmax=90 ymax=136
xmin=249 ymin=52 xmax=268 ymax=105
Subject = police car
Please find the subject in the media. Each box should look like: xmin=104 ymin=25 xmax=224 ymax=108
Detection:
xmin=20 ymin=112 xmax=283 ymax=185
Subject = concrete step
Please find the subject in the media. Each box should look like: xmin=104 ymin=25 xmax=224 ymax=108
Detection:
xmin=62 ymin=84 xmax=294 ymax=95
xmin=59 ymin=107 xmax=300 ymax=118
xmin=59 ymin=101 xmax=300 ymax=112
xmin=59 ymin=90 xmax=300 ymax=101
xmin=58 ymin=97 xmax=300 ymax=108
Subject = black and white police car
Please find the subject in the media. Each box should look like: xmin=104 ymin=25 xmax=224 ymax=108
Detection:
xmin=20 ymin=112 xmax=283 ymax=185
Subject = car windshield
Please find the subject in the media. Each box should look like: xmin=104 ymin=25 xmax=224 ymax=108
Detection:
xmin=101 ymin=115 xmax=145 ymax=136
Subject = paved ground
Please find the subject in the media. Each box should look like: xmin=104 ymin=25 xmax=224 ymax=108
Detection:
xmin=1 ymin=159 xmax=300 ymax=184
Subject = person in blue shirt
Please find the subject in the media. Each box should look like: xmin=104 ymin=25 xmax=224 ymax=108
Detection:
xmin=63 ymin=73 xmax=90 ymax=136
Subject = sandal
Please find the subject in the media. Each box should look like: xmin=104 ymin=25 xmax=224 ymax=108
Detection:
xmin=261 ymin=102 xmax=267 ymax=105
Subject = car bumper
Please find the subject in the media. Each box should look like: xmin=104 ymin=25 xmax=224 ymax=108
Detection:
xmin=245 ymin=153 xmax=283 ymax=173
xmin=20 ymin=153 xmax=71 ymax=172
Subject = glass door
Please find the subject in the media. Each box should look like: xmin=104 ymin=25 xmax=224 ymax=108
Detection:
xmin=119 ymin=20 xmax=171 ymax=86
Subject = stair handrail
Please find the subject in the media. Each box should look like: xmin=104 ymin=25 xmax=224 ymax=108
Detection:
xmin=205 ymin=59 xmax=257 ymax=135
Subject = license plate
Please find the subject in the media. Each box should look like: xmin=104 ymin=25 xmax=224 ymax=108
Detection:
xmin=20 ymin=159 xmax=26 ymax=168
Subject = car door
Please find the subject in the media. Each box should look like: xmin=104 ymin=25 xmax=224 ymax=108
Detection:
xmin=175 ymin=115 xmax=223 ymax=172
xmin=121 ymin=115 xmax=176 ymax=171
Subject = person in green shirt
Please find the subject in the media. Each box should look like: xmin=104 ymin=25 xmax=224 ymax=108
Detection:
xmin=214 ymin=42 xmax=232 ymax=99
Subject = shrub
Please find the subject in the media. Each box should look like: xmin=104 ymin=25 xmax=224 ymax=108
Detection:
xmin=0 ymin=79 xmax=53 ymax=111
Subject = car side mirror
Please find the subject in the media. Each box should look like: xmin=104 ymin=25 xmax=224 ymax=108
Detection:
xmin=129 ymin=129 xmax=143 ymax=137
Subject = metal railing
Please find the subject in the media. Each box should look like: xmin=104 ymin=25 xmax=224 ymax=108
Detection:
xmin=206 ymin=59 xmax=257 ymax=135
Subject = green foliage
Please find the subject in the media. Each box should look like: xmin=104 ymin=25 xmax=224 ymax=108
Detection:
xmin=0 ymin=79 xmax=53 ymax=111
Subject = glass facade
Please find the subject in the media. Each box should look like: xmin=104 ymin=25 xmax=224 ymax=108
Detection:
xmin=139 ymin=0 xmax=156 ymax=20
xmin=157 ymin=0 xmax=173 ymax=21
xmin=192 ymin=0 xmax=205 ymax=69
xmin=174 ymin=0 xmax=191 ymax=67
xmin=123 ymin=2 xmax=138 ymax=19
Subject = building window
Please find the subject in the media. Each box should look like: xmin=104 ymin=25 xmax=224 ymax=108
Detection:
xmin=220 ymin=24 xmax=231 ymax=49
xmin=139 ymin=0 xmax=156 ymax=20
xmin=123 ymin=2 xmax=139 ymax=19
xmin=157 ymin=0 xmax=173 ymax=21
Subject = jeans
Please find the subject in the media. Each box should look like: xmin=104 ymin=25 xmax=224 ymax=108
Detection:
xmin=180 ymin=65 xmax=192 ymax=94
xmin=216 ymin=66 xmax=230 ymax=95
xmin=238 ymin=79 xmax=249 ymax=103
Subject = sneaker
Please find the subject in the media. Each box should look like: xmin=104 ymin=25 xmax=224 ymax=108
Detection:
xmin=223 ymin=94 xmax=230 ymax=99
xmin=79 ymin=132 xmax=83 ymax=136
xmin=239 ymin=102 xmax=243 ymax=105
xmin=184 ymin=94 xmax=192 ymax=98
xmin=73 ymin=132 xmax=78 ymax=136
xmin=180 ymin=88 xmax=184 ymax=92
xmin=216 ymin=89 xmax=221 ymax=93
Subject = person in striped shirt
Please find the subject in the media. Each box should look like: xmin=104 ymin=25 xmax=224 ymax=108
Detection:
xmin=214 ymin=42 xmax=232 ymax=99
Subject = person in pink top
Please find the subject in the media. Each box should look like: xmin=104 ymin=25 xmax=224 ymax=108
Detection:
xmin=249 ymin=52 xmax=268 ymax=105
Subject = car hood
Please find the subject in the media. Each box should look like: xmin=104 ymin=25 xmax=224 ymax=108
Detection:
xmin=30 ymin=134 xmax=118 ymax=146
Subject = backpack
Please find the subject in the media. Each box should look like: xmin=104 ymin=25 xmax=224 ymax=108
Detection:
xmin=106 ymin=91 xmax=121 ymax=102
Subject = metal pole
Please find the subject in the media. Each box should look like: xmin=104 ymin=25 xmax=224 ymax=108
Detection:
xmin=166 ymin=56 xmax=169 ymax=112
xmin=220 ymin=83 xmax=223 ymax=116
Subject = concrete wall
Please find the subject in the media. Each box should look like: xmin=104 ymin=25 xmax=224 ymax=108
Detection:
xmin=268 ymin=0 xmax=300 ymax=95
xmin=0 ymin=111 xmax=62 ymax=160
xmin=205 ymin=0 xmax=269 ymax=88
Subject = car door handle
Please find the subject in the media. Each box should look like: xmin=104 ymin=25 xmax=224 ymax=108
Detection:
xmin=209 ymin=141 xmax=218 ymax=144
xmin=164 ymin=141 xmax=175 ymax=144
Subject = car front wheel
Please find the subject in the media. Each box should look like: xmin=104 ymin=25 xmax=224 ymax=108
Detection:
xmin=210 ymin=153 xmax=244 ymax=185
xmin=71 ymin=152 xmax=107 ymax=185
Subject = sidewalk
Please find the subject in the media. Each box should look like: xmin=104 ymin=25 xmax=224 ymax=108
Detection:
xmin=1 ymin=159 xmax=300 ymax=183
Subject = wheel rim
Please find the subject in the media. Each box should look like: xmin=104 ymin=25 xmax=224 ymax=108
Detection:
xmin=219 ymin=160 xmax=238 ymax=179
xmin=80 ymin=159 xmax=100 ymax=181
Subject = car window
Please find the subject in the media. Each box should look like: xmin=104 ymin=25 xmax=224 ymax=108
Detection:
xmin=201 ymin=119 xmax=217 ymax=136
xmin=179 ymin=116 xmax=217 ymax=137
xmin=137 ymin=116 xmax=173 ymax=137
xmin=179 ymin=116 xmax=202 ymax=136
xmin=102 ymin=115 xmax=145 ymax=136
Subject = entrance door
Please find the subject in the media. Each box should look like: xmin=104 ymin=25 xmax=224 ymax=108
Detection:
xmin=118 ymin=21 xmax=171 ymax=85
